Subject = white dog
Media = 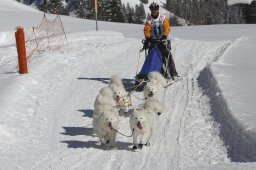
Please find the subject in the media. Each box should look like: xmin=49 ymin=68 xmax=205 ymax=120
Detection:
xmin=93 ymin=109 xmax=119 ymax=148
xmin=109 ymin=75 xmax=131 ymax=113
xmin=143 ymin=80 xmax=165 ymax=102
xmin=147 ymin=71 xmax=167 ymax=88
xmin=129 ymin=106 xmax=159 ymax=150
xmin=109 ymin=74 xmax=125 ymax=88
xmin=94 ymin=103 xmax=116 ymax=116
xmin=143 ymin=98 xmax=164 ymax=116
xmin=94 ymin=86 xmax=117 ymax=116
xmin=143 ymin=72 xmax=167 ymax=102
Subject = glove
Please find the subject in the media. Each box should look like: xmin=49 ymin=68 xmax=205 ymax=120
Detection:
xmin=143 ymin=38 xmax=150 ymax=48
xmin=161 ymin=35 xmax=167 ymax=41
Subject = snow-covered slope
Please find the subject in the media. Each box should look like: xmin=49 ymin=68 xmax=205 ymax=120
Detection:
xmin=227 ymin=0 xmax=256 ymax=5
xmin=0 ymin=0 xmax=256 ymax=169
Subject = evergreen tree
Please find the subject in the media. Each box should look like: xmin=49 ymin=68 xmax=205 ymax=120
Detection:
xmin=169 ymin=15 xmax=180 ymax=26
xmin=134 ymin=3 xmax=146 ymax=24
xmin=68 ymin=0 xmax=91 ymax=19
xmin=17 ymin=0 xmax=248 ymax=24
xmin=122 ymin=3 xmax=128 ymax=23
xmin=38 ymin=0 xmax=68 ymax=15
xmin=98 ymin=0 xmax=109 ymax=21
xmin=47 ymin=0 xmax=68 ymax=15
xmin=104 ymin=0 xmax=125 ymax=22
xmin=38 ymin=0 xmax=50 ymax=13
xmin=125 ymin=3 xmax=135 ymax=23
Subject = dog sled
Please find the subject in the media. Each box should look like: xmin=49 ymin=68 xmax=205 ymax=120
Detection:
xmin=134 ymin=43 xmax=162 ymax=91
xmin=134 ymin=39 xmax=178 ymax=91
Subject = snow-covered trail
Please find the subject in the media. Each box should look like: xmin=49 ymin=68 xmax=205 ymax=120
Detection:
xmin=1 ymin=31 xmax=232 ymax=169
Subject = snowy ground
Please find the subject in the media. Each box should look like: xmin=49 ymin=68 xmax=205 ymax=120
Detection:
xmin=227 ymin=0 xmax=256 ymax=5
xmin=0 ymin=1 xmax=256 ymax=169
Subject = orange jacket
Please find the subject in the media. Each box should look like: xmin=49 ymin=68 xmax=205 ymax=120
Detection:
xmin=144 ymin=15 xmax=171 ymax=39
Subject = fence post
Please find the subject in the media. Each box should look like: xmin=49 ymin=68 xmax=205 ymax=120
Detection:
xmin=15 ymin=27 xmax=28 ymax=74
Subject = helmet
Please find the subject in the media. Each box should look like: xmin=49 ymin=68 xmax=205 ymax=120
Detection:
xmin=149 ymin=2 xmax=159 ymax=10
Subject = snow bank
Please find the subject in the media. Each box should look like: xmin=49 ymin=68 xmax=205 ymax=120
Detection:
xmin=227 ymin=0 xmax=256 ymax=5
xmin=198 ymin=67 xmax=256 ymax=162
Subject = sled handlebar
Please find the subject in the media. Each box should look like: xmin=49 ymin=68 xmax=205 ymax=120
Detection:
xmin=140 ymin=38 xmax=169 ymax=52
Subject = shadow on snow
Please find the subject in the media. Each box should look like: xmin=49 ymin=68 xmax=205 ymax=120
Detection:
xmin=77 ymin=77 xmax=135 ymax=91
xmin=61 ymin=126 xmax=94 ymax=137
xmin=61 ymin=126 xmax=134 ymax=151
xmin=78 ymin=109 xmax=94 ymax=118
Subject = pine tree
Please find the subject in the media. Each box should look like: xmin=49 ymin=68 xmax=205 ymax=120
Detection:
xmin=104 ymin=0 xmax=125 ymax=22
xmin=38 ymin=0 xmax=49 ymax=13
xmin=98 ymin=0 xmax=109 ymax=21
xmin=125 ymin=3 xmax=135 ymax=23
xmin=134 ymin=3 xmax=146 ymax=24
xmin=47 ymin=0 xmax=68 ymax=15
xmin=68 ymin=0 xmax=91 ymax=19
xmin=122 ymin=3 xmax=128 ymax=23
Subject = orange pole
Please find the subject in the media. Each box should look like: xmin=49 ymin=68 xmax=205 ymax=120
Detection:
xmin=15 ymin=27 xmax=28 ymax=74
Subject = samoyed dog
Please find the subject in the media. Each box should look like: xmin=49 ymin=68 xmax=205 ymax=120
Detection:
xmin=94 ymin=103 xmax=117 ymax=116
xmin=94 ymin=86 xmax=117 ymax=116
xmin=109 ymin=74 xmax=124 ymax=87
xmin=108 ymin=75 xmax=131 ymax=113
xmin=147 ymin=71 xmax=167 ymax=88
xmin=143 ymin=72 xmax=167 ymax=102
xmin=93 ymin=109 xmax=119 ymax=148
xmin=143 ymin=98 xmax=164 ymax=116
xmin=129 ymin=106 xmax=159 ymax=149
xmin=143 ymin=80 xmax=165 ymax=102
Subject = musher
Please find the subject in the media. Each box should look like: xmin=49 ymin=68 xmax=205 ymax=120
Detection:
xmin=143 ymin=2 xmax=179 ymax=80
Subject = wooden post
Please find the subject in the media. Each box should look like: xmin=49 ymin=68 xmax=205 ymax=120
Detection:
xmin=95 ymin=0 xmax=98 ymax=31
xmin=15 ymin=27 xmax=28 ymax=74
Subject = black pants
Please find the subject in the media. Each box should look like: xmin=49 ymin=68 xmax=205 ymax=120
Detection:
xmin=148 ymin=44 xmax=178 ymax=78
xmin=159 ymin=47 xmax=178 ymax=78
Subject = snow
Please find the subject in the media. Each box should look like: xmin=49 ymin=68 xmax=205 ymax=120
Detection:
xmin=227 ymin=0 xmax=256 ymax=5
xmin=0 ymin=0 xmax=256 ymax=169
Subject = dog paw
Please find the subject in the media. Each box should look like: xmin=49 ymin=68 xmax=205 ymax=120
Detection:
xmin=138 ymin=143 xmax=143 ymax=149
xmin=132 ymin=145 xmax=138 ymax=150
